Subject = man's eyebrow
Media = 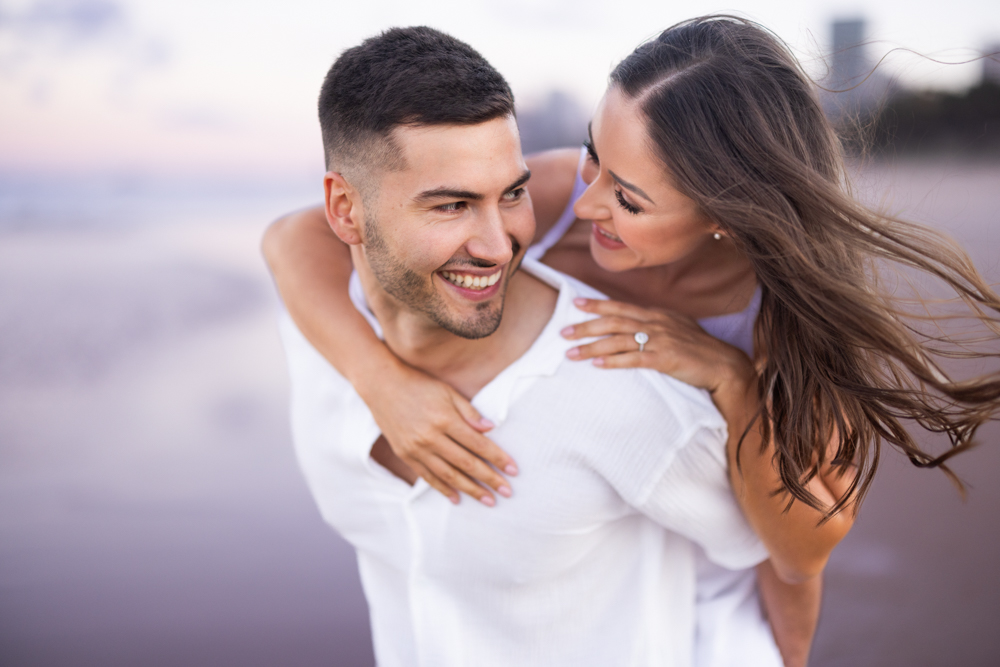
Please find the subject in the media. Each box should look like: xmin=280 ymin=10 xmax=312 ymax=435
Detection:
xmin=413 ymin=169 xmax=532 ymax=204
xmin=608 ymin=170 xmax=655 ymax=204
xmin=414 ymin=188 xmax=483 ymax=203
xmin=506 ymin=169 xmax=531 ymax=193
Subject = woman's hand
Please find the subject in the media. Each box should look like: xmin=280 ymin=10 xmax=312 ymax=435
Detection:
xmin=561 ymin=298 xmax=755 ymax=396
xmin=356 ymin=359 xmax=518 ymax=507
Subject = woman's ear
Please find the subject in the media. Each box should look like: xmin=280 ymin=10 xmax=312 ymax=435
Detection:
xmin=324 ymin=172 xmax=364 ymax=245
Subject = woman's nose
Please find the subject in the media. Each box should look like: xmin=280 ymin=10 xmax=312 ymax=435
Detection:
xmin=573 ymin=178 xmax=608 ymax=221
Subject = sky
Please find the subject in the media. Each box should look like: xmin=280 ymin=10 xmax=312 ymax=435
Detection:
xmin=1 ymin=0 xmax=998 ymax=188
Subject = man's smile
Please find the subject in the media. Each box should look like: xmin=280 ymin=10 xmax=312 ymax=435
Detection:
xmin=439 ymin=269 xmax=502 ymax=290
xmin=437 ymin=267 xmax=505 ymax=301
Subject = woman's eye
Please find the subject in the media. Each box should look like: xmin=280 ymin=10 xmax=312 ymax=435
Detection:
xmin=614 ymin=189 xmax=641 ymax=215
xmin=583 ymin=140 xmax=599 ymax=165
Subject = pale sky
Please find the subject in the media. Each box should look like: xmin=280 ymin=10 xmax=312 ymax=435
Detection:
xmin=1 ymin=0 xmax=997 ymax=185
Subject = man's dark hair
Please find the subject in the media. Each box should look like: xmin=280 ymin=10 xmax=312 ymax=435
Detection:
xmin=318 ymin=26 xmax=515 ymax=186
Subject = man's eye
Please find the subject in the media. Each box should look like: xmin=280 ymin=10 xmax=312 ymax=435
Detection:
xmin=503 ymin=187 xmax=525 ymax=201
xmin=438 ymin=202 xmax=465 ymax=212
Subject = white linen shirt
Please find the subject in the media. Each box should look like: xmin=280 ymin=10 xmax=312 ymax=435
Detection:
xmin=279 ymin=259 xmax=768 ymax=667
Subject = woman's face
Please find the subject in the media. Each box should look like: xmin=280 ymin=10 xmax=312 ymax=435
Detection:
xmin=573 ymin=87 xmax=720 ymax=273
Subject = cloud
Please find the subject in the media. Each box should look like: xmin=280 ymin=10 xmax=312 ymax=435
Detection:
xmin=0 ymin=0 xmax=167 ymax=68
xmin=0 ymin=0 xmax=168 ymax=104
xmin=0 ymin=0 xmax=126 ymax=49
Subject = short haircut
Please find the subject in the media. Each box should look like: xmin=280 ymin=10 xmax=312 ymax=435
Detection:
xmin=318 ymin=26 xmax=515 ymax=187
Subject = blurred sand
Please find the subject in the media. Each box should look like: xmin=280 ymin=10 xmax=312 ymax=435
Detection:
xmin=0 ymin=160 xmax=998 ymax=666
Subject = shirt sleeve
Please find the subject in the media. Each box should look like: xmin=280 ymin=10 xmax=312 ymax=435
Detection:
xmin=601 ymin=369 xmax=768 ymax=571
xmin=633 ymin=421 xmax=768 ymax=571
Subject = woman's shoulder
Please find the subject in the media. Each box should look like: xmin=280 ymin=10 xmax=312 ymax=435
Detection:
xmin=525 ymin=147 xmax=580 ymax=245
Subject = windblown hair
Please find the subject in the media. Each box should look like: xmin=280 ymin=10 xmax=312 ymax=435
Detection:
xmin=318 ymin=26 xmax=514 ymax=183
xmin=611 ymin=16 xmax=1000 ymax=515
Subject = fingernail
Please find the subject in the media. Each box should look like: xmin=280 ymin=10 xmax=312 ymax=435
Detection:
xmin=480 ymin=495 xmax=496 ymax=507
xmin=592 ymin=357 xmax=605 ymax=367
xmin=566 ymin=347 xmax=580 ymax=359
xmin=498 ymin=485 xmax=512 ymax=498
xmin=450 ymin=495 xmax=460 ymax=505
xmin=560 ymin=326 xmax=575 ymax=337
xmin=504 ymin=463 xmax=519 ymax=476
xmin=574 ymin=298 xmax=588 ymax=307
xmin=479 ymin=418 xmax=495 ymax=429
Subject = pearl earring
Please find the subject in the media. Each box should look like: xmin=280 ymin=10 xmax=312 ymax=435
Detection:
xmin=713 ymin=232 xmax=722 ymax=240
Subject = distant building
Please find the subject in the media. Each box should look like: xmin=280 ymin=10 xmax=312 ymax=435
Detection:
xmin=984 ymin=44 xmax=1000 ymax=85
xmin=831 ymin=19 xmax=867 ymax=87
xmin=821 ymin=17 xmax=896 ymax=123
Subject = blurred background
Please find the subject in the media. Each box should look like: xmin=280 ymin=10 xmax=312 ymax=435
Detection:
xmin=1 ymin=0 xmax=998 ymax=665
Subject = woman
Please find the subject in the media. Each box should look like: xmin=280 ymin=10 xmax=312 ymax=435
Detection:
xmin=264 ymin=16 xmax=1000 ymax=665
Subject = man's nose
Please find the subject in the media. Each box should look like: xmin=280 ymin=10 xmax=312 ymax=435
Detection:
xmin=466 ymin=207 xmax=514 ymax=266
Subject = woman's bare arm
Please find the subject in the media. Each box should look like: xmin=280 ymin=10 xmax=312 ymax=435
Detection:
xmin=524 ymin=147 xmax=581 ymax=243
xmin=262 ymin=206 xmax=517 ymax=505
xmin=756 ymin=561 xmax=822 ymax=667
xmin=713 ymin=375 xmax=855 ymax=584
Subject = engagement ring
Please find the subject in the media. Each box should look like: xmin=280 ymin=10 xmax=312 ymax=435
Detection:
xmin=634 ymin=332 xmax=649 ymax=352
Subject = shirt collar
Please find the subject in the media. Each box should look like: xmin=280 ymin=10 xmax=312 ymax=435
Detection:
xmin=347 ymin=258 xmax=602 ymax=426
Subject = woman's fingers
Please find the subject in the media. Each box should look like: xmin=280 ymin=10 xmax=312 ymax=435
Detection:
xmin=405 ymin=458 xmax=460 ymax=505
xmin=422 ymin=452 xmax=501 ymax=507
xmin=452 ymin=393 xmax=497 ymax=433
xmin=572 ymin=297 xmax=665 ymax=322
xmin=590 ymin=351 xmax=649 ymax=369
xmin=446 ymin=416 xmax=519 ymax=477
xmin=562 ymin=315 xmax=648 ymax=341
xmin=569 ymin=334 xmax=661 ymax=362
xmin=398 ymin=421 xmax=514 ymax=505
xmin=436 ymin=435 xmax=514 ymax=499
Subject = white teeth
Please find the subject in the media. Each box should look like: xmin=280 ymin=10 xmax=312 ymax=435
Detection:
xmin=440 ymin=270 xmax=502 ymax=290
xmin=597 ymin=227 xmax=622 ymax=242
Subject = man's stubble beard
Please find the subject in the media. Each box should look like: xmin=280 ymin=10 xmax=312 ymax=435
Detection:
xmin=363 ymin=212 xmax=520 ymax=340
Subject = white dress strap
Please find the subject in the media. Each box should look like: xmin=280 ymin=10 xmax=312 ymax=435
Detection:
xmin=525 ymin=146 xmax=589 ymax=262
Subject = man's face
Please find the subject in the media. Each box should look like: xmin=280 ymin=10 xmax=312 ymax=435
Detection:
xmin=360 ymin=115 xmax=534 ymax=339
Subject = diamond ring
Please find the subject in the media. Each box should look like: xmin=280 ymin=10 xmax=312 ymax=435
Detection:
xmin=634 ymin=331 xmax=649 ymax=352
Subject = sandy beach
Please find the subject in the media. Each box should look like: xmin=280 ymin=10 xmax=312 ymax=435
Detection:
xmin=1 ymin=160 xmax=998 ymax=666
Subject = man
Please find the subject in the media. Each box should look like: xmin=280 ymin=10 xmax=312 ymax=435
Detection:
xmin=278 ymin=27 xmax=775 ymax=666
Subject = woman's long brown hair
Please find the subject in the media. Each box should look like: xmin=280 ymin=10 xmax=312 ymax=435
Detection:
xmin=611 ymin=16 xmax=1000 ymax=516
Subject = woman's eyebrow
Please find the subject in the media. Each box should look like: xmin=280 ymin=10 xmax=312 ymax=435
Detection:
xmin=588 ymin=122 xmax=655 ymax=204
xmin=608 ymin=170 xmax=655 ymax=204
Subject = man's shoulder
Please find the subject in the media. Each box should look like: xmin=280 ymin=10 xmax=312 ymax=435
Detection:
xmin=521 ymin=258 xmax=607 ymax=302
xmin=518 ymin=258 xmax=723 ymax=432
xmin=547 ymin=356 xmax=723 ymax=433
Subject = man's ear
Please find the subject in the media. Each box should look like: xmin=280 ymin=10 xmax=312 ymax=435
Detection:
xmin=323 ymin=171 xmax=365 ymax=245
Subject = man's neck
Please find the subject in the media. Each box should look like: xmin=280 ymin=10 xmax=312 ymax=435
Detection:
xmin=353 ymin=256 xmax=558 ymax=399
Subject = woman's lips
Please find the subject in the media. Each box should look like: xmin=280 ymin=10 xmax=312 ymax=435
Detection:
xmin=592 ymin=222 xmax=627 ymax=250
